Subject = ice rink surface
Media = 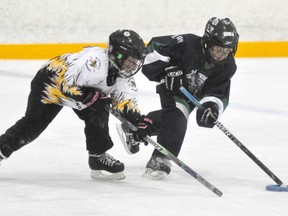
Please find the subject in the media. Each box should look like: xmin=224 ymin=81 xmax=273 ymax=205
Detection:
xmin=0 ymin=58 xmax=287 ymax=216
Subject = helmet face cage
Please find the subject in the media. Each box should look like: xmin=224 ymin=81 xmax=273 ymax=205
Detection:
xmin=203 ymin=17 xmax=239 ymax=64
xmin=108 ymin=29 xmax=146 ymax=78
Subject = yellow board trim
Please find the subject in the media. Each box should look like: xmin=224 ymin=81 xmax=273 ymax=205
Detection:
xmin=0 ymin=42 xmax=287 ymax=59
xmin=236 ymin=41 xmax=288 ymax=57
xmin=0 ymin=43 xmax=107 ymax=59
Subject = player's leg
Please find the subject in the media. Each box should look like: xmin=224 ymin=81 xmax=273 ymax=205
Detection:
xmin=144 ymin=84 xmax=188 ymax=179
xmin=74 ymin=108 xmax=125 ymax=180
xmin=0 ymin=90 xmax=62 ymax=161
xmin=144 ymin=107 xmax=187 ymax=179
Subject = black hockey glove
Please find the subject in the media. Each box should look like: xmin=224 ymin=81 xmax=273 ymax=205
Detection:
xmin=89 ymin=96 xmax=112 ymax=111
xmin=81 ymin=87 xmax=111 ymax=111
xmin=133 ymin=115 xmax=153 ymax=145
xmin=121 ymin=103 xmax=142 ymax=125
xmin=164 ymin=66 xmax=183 ymax=92
xmin=196 ymin=102 xmax=219 ymax=128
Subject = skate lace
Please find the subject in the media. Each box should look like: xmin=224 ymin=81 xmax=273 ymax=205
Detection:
xmin=98 ymin=153 xmax=117 ymax=167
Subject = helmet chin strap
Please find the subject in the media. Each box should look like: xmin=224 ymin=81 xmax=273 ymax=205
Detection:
xmin=107 ymin=63 xmax=119 ymax=86
xmin=108 ymin=58 xmax=130 ymax=78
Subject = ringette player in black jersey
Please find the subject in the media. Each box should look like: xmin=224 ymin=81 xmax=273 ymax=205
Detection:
xmin=127 ymin=17 xmax=239 ymax=179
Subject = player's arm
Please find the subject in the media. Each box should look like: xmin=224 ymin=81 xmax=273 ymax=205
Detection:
xmin=142 ymin=35 xmax=184 ymax=82
xmin=61 ymin=49 xmax=111 ymax=110
xmin=59 ymin=84 xmax=110 ymax=111
xmin=196 ymin=62 xmax=236 ymax=128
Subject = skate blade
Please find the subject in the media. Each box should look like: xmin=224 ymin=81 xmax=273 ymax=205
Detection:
xmin=116 ymin=124 xmax=140 ymax=155
xmin=91 ymin=170 xmax=126 ymax=180
xmin=142 ymin=168 xmax=168 ymax=180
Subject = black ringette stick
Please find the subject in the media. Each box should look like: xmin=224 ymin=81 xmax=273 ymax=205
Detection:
xmin=180 ymin=86 xmax=284 ymax=187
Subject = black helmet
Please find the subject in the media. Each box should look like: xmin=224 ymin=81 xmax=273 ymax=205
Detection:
xmin=108 ymin=29 xmax=146 ymax=78
xmin=203 ymin=17 xmax=239 ymax=64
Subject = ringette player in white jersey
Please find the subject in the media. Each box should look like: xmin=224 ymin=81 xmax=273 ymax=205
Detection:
xmin=0 ymin=29 xmax=153 ymax=180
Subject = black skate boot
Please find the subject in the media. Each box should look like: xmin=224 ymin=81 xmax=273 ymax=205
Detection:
xmin=116 ymin=123 xmax=140 ymax=154
xmin=89 ymin=153 xmax=125 ymax=180
xmin=143 ymin=155 xmax=172 ymax=180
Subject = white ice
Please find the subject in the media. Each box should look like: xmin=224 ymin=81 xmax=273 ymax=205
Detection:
xmin=0 ymin=58 xmax=287 ymax=216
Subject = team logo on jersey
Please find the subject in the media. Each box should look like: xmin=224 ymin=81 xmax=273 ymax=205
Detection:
xmin=185 ymin=69 xmax=207 ymax=95
xmin=127 ymin=78 xmax=138 ymax=92
xmin=85 ymin=57 xmax=101 ymax=72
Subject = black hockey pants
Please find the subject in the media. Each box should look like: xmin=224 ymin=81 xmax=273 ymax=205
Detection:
xmin=0 ymin=71 xmax=113 ymax=158
xmin=147 ymin=83 xmax=188 ymax=157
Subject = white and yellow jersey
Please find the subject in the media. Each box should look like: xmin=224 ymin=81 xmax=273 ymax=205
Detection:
xmin=40 ymin=46 xmax=139 ymax=112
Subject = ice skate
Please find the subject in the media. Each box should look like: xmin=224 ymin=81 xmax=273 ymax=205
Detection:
xmin=0 ymin=149 xmax=6 ymax=165
xmin=116 ymin=123 xmax=140 ymax=154
xmin=143 ymin=155 xmax=172 ymax=180
xmin=89 ymin=153 xmax=125 ymax=180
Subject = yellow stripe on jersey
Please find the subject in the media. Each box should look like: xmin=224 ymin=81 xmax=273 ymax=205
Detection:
xmin=42 ymin=84 xmax=65 ymax=104
xmin=41 ymin=55 xmax=82 ymax=105
xmin=113 ymin=99 xmax=140 ymax=114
